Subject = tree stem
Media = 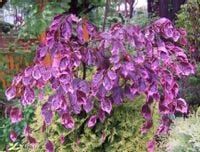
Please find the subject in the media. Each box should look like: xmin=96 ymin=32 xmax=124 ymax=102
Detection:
xmin=103 ymin=0 xmax=110 ymax=31
xmin=82 ymin=62 xmax=86 ymax=79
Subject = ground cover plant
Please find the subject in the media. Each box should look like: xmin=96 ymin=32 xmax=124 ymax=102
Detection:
xmin=157 ymin=108 xmax=200 ymax=152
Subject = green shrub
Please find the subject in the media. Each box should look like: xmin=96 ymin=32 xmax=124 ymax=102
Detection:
xmin=16 ymin=96 xmax=159 ymax=152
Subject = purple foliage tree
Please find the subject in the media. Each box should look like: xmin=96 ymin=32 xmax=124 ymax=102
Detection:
xmin=5 ymin=14 xmax=194 ymax=151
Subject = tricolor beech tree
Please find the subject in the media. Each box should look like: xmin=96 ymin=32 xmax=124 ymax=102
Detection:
xmin=5 ymin=14 xmax=194 ymax=151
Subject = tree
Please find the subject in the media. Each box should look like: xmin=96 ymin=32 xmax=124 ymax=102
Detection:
xmin=5 ymin=13 xmax=194 ymax=151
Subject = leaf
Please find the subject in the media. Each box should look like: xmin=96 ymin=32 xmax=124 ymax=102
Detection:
xmin=42 ymin=52 xmax=52 ymax=67
xmin=82 ymin=19 xmax=89 ymax=42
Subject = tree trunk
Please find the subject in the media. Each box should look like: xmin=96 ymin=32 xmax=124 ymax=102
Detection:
xmin=103 ymin=0 xmax=110 ymax=31
xmin=147 ymin=0 xmax=154 ymax=16
xmin=159 ymin=0 xmax=170 ymax=19
xmin=69 ymin=0 xmax=78 ymax=15
xmin=129 ymin=0 xmax=135 ymax=18
xmin=0 ymin=0 xmax=7 ymax=8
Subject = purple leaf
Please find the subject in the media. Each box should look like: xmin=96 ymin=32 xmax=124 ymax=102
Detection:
xmin=41 ymin=68 xmax=52 ymax=82
xmin=92 ymin=71 xmax=104 ymax=89
xmin=156 ymin=115 xmax=172 ymax=134
xmin=103 ymin=75 xmax=113 ymax=91
xmin=138 ymin=78 xmax=146 ymax=92
xmin=45 ymin=140 xmax=54 ymax=152
xmin=5 ymin=86 xmax=16 ymax=101
xmin=27 ymin=135 xmax=37 ymax=148
xmin=173 ymin=30 xmax=180 ymax=42
xmin=112 ymin=87 xmax=123 ymax=105
xmin=10 ymin=107 xmax=22 ymax=124
xmin=177 ymin=62 xmax=194 ymax=76
xmin=101 ymin=99 xmax=112 ymax=114
xmin=151 ymin=59 xmax=159 ymax=70
xmin=61 ymin=113 xmax=75 ymax=129
xmin=159 ymin=46 xmax=169 ymax=61
xmin=77 ymin=90 xmax=87 ymax=105
xmin=24 ymin=67 xmax=33 ymax=77
xmin=96 ymin=85 xmax=107 ymax=98
xmin=59 ymin=57 xmax=70 ymax=71
xmin=159 ymin=102 xmax=170 ymax=115
xmin=98 ymin=110 xmax=106 ymax=123
xmin=68 ymin=92 xmax=81 ymax=114
xmin=60 ymin=135 xmax=65 ymax=144
xmin=32 ymin=65 xmax=42 ymax=80
xmin=147 ymin=140 xmax=155 ymax=152
xmin=148 ymin=83 xmax=158 ymax=96
xmin=176 ymin=98 xmax=188 ymax=113
xmin=83 ymin=98 xmax=93 ymax=113
xmin=77 ymin=80 xmax=90 ymax=94
xmin=61 ymin=20 xmax=72 ymax=40
xmin=23 ymin=124 xmax=31 ymax=136
xmin=135 ymin=56 xmax=145 ymax=64
xmin=124 ymin=84 xmax=135 ymax=100
xmin=22 ymin=87 xmax=35 ymax=106
xmin=22 ymin=76 xmax=33 ymax=86
xmin=141 ymin=120 xmax=153 ymax=134
xmin=59 ymin=73 xmax=71 ymax=84
xmin=87 ymin=115 xmax=97 ymax=128
xmin=107 ymin=70 xmax=117 ymax=80
xmin=142 ymin=104 xmax=151 ymax=120
xmin=50 ymin=95 xmax=62 ymax=110
xmin=36 ymin=45 xmax=48 ymax=60
xmin=41 ymin=103 xmax=53 ymax=125
xmin=10 ymin=131 xmax=17 ymax=142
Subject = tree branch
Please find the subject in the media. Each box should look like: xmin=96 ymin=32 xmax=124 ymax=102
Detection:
xmin=82 ymin=62 xmax=86 ymax=79
xmin=103 ymin=0 xmax=110 ymax=31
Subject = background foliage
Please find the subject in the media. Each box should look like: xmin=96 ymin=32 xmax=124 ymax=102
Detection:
xmin=176 ymin=0 xmax=200 ymax=106
xmin=176 ymin=0 xmax=200 ymax=58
